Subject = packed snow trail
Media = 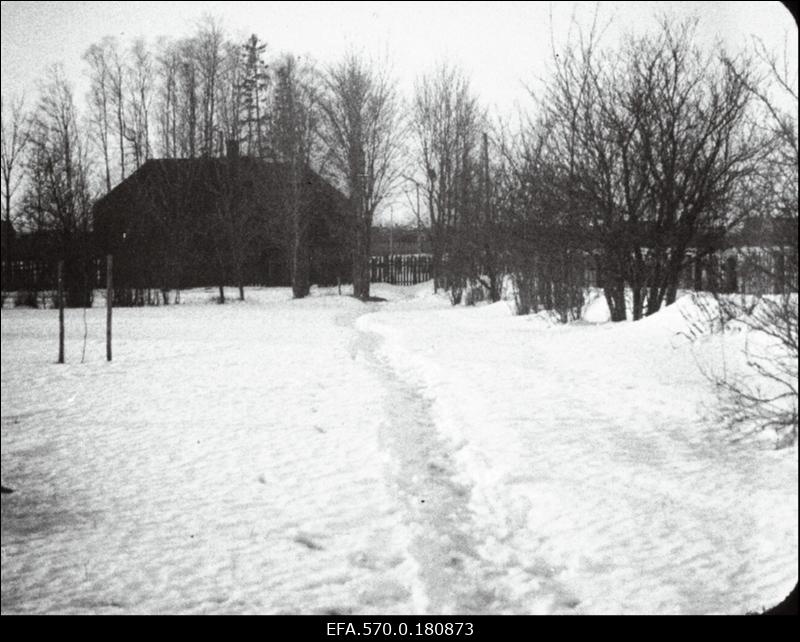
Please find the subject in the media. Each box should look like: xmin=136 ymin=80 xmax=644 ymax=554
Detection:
xmin=359 ymin=326 xmax=482 ymax=614
xmin=351 ymin=315 xmax=580 ymax=614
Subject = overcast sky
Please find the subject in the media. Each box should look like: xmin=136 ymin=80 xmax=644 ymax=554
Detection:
xmin=2 ymin=1 xmax=796 ymax=112
xmin=1 ymin=1 xmax=797 ymax=222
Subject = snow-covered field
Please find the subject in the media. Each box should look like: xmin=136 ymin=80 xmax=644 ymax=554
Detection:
xmin=1 ymin=283 xmax=797 ymax=614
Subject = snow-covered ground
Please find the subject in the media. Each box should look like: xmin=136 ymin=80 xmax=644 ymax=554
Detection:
xmin=1 ymin=283 xmax=797 ymax=614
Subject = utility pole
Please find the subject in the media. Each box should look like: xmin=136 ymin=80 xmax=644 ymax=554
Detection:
xmin=57 ymin=260 xmax=64 ymax=364
xmin=482 ymin=132 xmax=490 ymax=220
xmin=389 ymin=206 xmax=394 ymax=255
xmin=106 ymin=254 xmax=113 ymax=361
xmin=416 ymin=183 xmax=422 ymax=254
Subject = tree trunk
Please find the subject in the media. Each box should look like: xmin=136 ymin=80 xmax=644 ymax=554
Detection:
xmin=599 ymin=249 xmax=627 ymax=322
xmin=665 ymin=281 xmax=679 ymax=306
xmin=693 ymin=254 xmax=703 ymax=292
xmin=513 ymin=272 xmax=532 ymax=315
xmin=664 ymin=251 xmax=686 ymax=305
xmin=117 ymin=99 xmax=126 ymax=181
xmin=352 ymin=256 xmax=370 ymax=299
xmin=3 ymin=209 xmax=12 ymax=291
xmin=485 ymin=260 xmax=502 ymax=303
xmin=632 ymin=286 xmax=644 ymax=321
xmin=431 ymin=252 xmax=442 ymax=293
xmin=352 ymin=220 xmax=371 ymax=300
xmin=605 ymin=283 xmax=627 ymax=322
xmin=291 ymin=237 xmax=310 ymax=299
xmin=645 ymin=285 xmax=662 ymax=316
xmin=234 ymin=257 xmax=245 ymax=301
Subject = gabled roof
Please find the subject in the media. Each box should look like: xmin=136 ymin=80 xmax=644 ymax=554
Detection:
xmin=93 ymin=156 xmax=347 ymax=214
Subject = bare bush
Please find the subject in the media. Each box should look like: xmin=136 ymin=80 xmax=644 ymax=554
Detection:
xmin=694 ymin=34 xmax=799 ymax=447
xmin=682 ymin=291 xmax=797 ymax=447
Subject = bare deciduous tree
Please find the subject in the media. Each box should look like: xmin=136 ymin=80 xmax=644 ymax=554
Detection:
xmin=1 ymin=93 xmax=30 ymax=279
xmin=217 ymin=40 xmax=245 ymax=146
xmin=543 ymin=17 xmax=760 ymax=321
xmin=84 ymin=41 xmax=113 ymax=190
xmin=498 ymin=116 xmax=588 ymax=320
xmin=208 ymin=150 xmax=260 ymax=302
xmin=153 ymin=37 xmax=181 ymax=158
xmin=106 ymin=38 xmax=128 ymax=181
xmin=468 ymin=131 xmax=508 ymax=303
xmin=24 ymin=66 xmax=94 ymax=307
xmin=177 ymin=37 xmax=199 ymax=158
xmin=125 ymin=38 xmax=154 ymax=168
xmin=195 ymin=15 xmax=225 ymax=157
xmin=412 ymin=64 xmax=483 ymax=293
xmin=319 ymin=54 xmax=403 ymax=300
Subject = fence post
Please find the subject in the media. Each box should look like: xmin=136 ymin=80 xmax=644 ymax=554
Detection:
xmin=57 ymin=260 xmax=64 ymax=364
xmin=106 ymin=254 xmax=113 ymax=362
xmin=774 ymin=251 xmax=786 ymax=295
xmin=724 ymin=255 xmax=738 ymax=294
xmin=693 ymin=254 xmax=703 ymax=291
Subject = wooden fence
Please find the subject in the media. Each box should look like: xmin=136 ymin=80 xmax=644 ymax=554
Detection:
xmin=370 ymin=254 xmax=432 ymax=285
xmin=4 ymin=248 xmax=792 ymax=301
xmin=2 ymin=257 xmax=104 ymax=293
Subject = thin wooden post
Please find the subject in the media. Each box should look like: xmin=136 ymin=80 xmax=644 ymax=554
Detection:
xmin=774 ymin=251 xmax=786 ymax=295
xmin=693 ymin=253 xmax=703 ymax=291
xmin=106 ymin=254 xmax=113 ymax=361
xmin=724 ymin=256 xmax=738 ymax=294
xmin=416 ymin=184 xmax=422 ymax=254
xmin=57 ymin=260 xmax=64 ymax=364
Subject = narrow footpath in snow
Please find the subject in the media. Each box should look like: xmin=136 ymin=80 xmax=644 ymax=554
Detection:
xmin=352 ymin=300 xmax=582 ymax=615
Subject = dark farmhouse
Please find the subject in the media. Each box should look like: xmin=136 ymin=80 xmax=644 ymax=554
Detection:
xmin=93 ymin=145 xmax=351 ymax=300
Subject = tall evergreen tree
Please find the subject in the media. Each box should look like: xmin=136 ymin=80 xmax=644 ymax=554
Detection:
xmin=239 ymin=35 xmax=270 ymax=157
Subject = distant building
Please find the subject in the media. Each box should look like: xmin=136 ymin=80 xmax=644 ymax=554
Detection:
xmin=92 ymin=143 xmax=352 ymax=295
